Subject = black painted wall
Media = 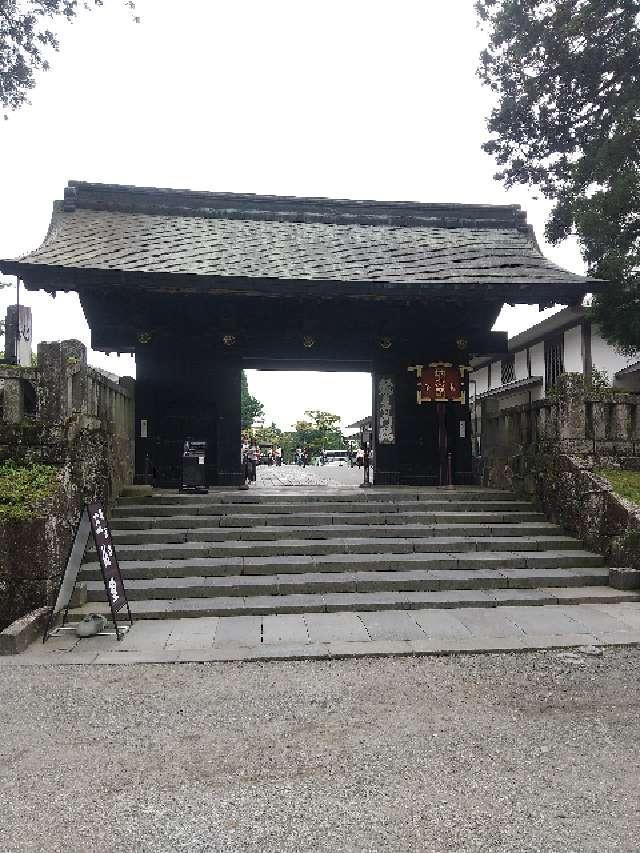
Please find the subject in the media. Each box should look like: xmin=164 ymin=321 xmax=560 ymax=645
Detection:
xmin=113 ymin=290 xmax=501 ymax=488
xmin=135 ymin=344 xmax=242 ymax=487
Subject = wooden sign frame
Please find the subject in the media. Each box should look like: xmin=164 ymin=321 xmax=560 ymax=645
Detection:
xmin=44 ymin=503 xmax=133 ymax=642
xmin=409 ymin=363 xmax=471 ymax=404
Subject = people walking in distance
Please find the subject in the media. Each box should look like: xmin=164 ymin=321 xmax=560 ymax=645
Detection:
xmin=356 ymin=446 xmax=365 ymax=468
xmin=274 ymin=445 xmax=282 ymax=466
xmin=241 ymin=441 xmax=250 ymax=484
xmin=247 ymin=441 xmax=259 ymax=483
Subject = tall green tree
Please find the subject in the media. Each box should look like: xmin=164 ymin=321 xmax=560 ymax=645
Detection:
xmin=1 ymin=0 xmax=138 ymax=117
xmin=292 ymin=410 xmax=344 ymax=457
xmin=240 ymin=370 xmax=264 ymax=431
xmin=476 ymin=0 xmax=640 ymax=353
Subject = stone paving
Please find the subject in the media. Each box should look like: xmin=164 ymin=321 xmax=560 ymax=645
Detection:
xmin=8 ymin=601 xmax=640 ymax=665
xmin=255 ymin=462 xmax=364 ymax=488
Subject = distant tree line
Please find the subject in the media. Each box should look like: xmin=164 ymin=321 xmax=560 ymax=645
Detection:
xmin=241 ymin=384 xmax=346 ymax=461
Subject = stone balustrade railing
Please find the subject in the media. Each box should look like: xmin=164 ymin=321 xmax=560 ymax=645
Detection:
xmin=0 ymin=340 xmax=134 ymax=440
xmin=480 ymin=383 xmax=640 ymax=463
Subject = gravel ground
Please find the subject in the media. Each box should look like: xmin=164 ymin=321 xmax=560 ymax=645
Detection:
xmin=1 ymin=649 xmax=639 ymax=853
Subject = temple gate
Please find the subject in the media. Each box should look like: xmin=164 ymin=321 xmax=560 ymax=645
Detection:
xmin=1 ymin=182 xmax=593 ymax=487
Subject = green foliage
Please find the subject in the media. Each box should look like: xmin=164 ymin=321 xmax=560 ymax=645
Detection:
xmin=0 ymin=462 xmax=58 ymax=520
xmin=596 ymin=468 xmax=640 ymax=506
xmin=476 ymin=0 xmax=640 ymax=353
xmin=247 ymin=410 xmax=345 ymax=461
xmin=1 ymin=0 xmax=138 ymax=117
xmin=240 ymin=370 xmax=265 ymax=430
xmin=252 ymin=422 xmax=282 ymax=446
xmin=546 ymin=367 xmax=614 ymax=399
xmin=290 ymin=410 xmax=345 ymax=457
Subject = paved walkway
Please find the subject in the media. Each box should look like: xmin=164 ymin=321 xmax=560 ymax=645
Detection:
xmin=255 ymin=463 xmax=365 ymax=488
xmin=7 ymin=601 xmax=640 ymax=665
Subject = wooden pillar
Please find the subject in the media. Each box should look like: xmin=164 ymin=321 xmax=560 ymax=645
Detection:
xmin=212 ymin=363 xmax=243 ymax=487
xmin=372 ymin=367 xmax=400 ymax=486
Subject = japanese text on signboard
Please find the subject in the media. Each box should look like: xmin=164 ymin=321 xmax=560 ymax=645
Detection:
xmin=88 ymin=503 xmax=126 ymax=613
xmin=409 ymin=362 xmax=468 ymax=404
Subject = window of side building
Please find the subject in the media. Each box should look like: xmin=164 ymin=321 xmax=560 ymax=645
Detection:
xmin=544 ymin=335 xmax=564 ymax=391
xmin=501 ymin=354 xmax=515 ymax=385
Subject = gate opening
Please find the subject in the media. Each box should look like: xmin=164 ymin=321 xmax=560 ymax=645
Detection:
xmin=242 ymin=369 xmax=372 ymax=486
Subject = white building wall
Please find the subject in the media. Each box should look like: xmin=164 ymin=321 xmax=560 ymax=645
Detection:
xmin=529 ymin=342 xmax=545 ymax=391
xmin=563 ymin=325 xmax=583 ymax=373
xmin=514 ymin=349 xmax=528 ymax=381
xmin=473 ymin=366 xmax=489 ymax=395
xmin=591 ymin=324 xmax=639 ymax=382
xmin=489 ymin=360 xmax=502 ymax=389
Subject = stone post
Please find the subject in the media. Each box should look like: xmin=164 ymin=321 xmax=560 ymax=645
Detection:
xmin=2 ymin=378 xmax=24 ymax=423
xmin=4 ymin=305 xmax=32 ymax=366
xmin=37 ymin=340 xmax=88 ymax=422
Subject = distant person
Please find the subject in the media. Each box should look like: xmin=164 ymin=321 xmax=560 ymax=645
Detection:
xmin=247 ymin=442 xmax=258 ymax=483
xmin=275 ymin=446 xmax=282 ymax=466
xmin=356 ymin=447 xmax=364 ymax=468
xmin=241 ymin=443 xmax=250 ymax=484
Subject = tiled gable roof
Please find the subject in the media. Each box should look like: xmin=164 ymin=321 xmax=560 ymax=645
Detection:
xmin=2 ymin=182 xmax=594 ymax=293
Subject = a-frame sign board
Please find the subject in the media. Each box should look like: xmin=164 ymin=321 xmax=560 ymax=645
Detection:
xmin=44 ymin=503 xmax=133 ymax=642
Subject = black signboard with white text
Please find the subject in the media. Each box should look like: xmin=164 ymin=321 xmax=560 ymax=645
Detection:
xmin=87 ymin=503 xmax=128 ymax=615
xmin=44 ymin=502 xmax=133 ymax=642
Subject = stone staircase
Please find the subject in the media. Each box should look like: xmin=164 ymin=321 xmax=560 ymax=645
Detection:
xmin=76 ymin=488 xmax=638 ymax=620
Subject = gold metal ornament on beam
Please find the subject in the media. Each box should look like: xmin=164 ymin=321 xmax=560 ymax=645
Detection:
xmin=378 ymin=336 xmax=392 ymax=350
xmin=456 ymin=337 xmax=468 ymax=350
xmin=222 ymin=335 xmax=237 ymax=347
xmin=137 ymin=331 xmax=153 ymax=344
xmin=303 ymin=336 xmax=315 ymax=348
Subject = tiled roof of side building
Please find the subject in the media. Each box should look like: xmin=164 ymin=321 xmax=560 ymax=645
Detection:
xmin=1 ymin=181 xmax=597 ymax=291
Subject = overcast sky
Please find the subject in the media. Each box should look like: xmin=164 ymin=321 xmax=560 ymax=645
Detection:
xmin=0 ymin=0 xmax=584 ymax=431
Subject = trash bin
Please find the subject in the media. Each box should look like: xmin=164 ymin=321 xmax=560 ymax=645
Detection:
xmin=181 ymin=439 xmax=208 ymax=493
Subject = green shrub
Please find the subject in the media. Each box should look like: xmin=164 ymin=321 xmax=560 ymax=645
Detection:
xmin=547 ymin=368 xmax=614 ymax=400
xmin=0 ymin=462 xmax=59 ymax=521
xmin=596 ymin=468 xmax=640 ymax=506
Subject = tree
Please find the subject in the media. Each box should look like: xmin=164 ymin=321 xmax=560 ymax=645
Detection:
xmin=240 ymin=370 xmax=264 ymax=430
xmin=291 ymin=410 xmax=344 ymax=457
xmin=476 ymin=0 xmax=640 ymax=353
xmin=1 ymin=0 xmax=138 ymax=117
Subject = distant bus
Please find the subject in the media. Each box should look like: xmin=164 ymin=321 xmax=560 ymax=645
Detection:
xmin=321 ymin=449 xmax=349 ymax=466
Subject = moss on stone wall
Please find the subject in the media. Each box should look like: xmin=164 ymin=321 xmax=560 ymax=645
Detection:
xmin=597 ymin=469 xmax=640 ymax=506
xmin=0 ymin=462 xmax=59 ymax=521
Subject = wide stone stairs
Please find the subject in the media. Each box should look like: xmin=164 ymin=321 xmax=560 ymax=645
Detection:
xmin=77 ymin=488 xmax=639 ymax=620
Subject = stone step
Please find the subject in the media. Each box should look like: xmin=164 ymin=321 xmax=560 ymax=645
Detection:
xmin=108 ymin=510 xmax=546 ymax=528
xmin=74 ymin=585 xmax=640 ymax=619
xmin=87 ymin=488 xmax=615 ymax=626
xmin=110 ymin=519 xmax=554 ymax=538
xmin=115 ymin=488 xmax=515 ymax=506
xmin=92 ymin=535 xmax=584 ymax=563
xmin=80 ymin=549 xmax=604 ymax=580
xmin=84 ymin=566 xmax=609 ymax=602
xmin=112 ymin=500 xmax=534 ymax=518
xmin=109 ymin=521 xmax=565 ymax=544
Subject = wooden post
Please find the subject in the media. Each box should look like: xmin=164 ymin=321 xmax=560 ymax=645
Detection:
xmin=437 ymin=402 xmax=447 ymax=486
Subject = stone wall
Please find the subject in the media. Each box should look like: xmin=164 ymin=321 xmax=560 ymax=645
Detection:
xmin=0 ymin=467 xmax=79 ymax=631
xmin=480 ymin=374 xmax=640 ymax=569
xmin=0 ymin=339 xmax=135 ymax=632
